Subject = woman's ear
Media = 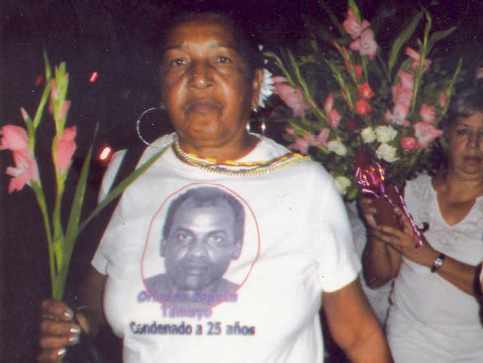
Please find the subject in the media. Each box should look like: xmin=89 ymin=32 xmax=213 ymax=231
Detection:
xmin=250 ymin=69 xmax=264 ymax=110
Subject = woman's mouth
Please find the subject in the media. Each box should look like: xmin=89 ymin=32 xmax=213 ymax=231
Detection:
xmin=185 ymin=99 xmax=222 ymax=114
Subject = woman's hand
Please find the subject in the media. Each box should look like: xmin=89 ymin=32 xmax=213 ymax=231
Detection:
xmin=370 ymin=208 xmax=437 ymax=267
xmin=38 ymin=299 xmax=82 ymax=362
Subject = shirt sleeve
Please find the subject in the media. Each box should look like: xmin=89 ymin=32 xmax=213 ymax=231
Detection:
xmin=91 ymin=150 xmax=127 ymax=274
xmin=315 ymin=170 xmax=361 ymax=293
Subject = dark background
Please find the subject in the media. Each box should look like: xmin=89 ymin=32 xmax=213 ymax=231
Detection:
xmin=1 ymin=0 xmax=483 ymax=362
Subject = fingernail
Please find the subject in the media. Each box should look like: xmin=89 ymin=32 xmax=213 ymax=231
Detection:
xmin=70 ymin=326 xmax=81 ymax=334
xmin=57 ymin=348 xmax=66 ymax=357
xmin=64 ymin=309 xmax=74 ymax=320
xmin=69 ymin=334 xmax=80 ymax=345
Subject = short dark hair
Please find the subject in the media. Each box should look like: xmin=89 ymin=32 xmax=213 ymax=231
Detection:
xmin=444 ymin=85 xmax=483 ymax=130
xmin=159 ymin=11 xmax=264 ymax=80
xmin=430 ymin=84 xmax=483 ymax=173
xmin=162 ymin=186 xmax=245 ymax=244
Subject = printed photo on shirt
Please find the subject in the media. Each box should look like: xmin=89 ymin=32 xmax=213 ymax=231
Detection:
xmin=141 ymin=184 xmax=259 ymax=316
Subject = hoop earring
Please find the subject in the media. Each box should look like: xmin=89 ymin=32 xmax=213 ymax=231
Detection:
xmin=136 ymin=107 xmax=160 ymax=146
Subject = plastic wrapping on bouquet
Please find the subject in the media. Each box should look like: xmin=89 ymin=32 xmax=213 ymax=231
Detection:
xmin=354 ymin=161 xmax=424 ymax=248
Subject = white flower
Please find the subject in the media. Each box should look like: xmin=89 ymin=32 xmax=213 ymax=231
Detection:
xmin=257 ymin=68 xmax=274 ymax=108
xmin=361 ymin=126 xmax=376 ymax=143
xmin=375 ymin=125 xmax=398 ymax=143
xmin=327 ymin=139 xmax=347 ymax=156
xmin=335 ymin=176 xmax=351 ymax=195
xmin=376 ymin=143 xmax=399 ymax=163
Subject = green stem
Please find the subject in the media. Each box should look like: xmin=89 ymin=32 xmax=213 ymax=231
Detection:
xmin=31 ymin=182 xmax=56 ymax=296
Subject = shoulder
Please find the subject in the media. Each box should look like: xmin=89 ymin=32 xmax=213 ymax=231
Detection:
xmin=404 ymin=173 xmax=433 ymax=200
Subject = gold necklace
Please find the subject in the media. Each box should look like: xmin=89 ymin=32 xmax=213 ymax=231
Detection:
xmin=172 ymin=140 xmax=309 ymax=176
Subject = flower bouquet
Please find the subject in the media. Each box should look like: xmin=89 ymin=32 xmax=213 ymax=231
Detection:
xmin=0 ymin=56 xmax=164 ymax=301
xmin=266 ymin=0 xmax=461 ymax=234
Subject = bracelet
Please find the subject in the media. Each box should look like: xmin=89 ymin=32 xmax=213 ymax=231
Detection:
xmin=430 ymin=253 xmax=446 ymax=273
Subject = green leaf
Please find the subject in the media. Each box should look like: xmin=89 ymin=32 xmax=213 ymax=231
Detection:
xmin=64 ymin=144 xmax=94 ymax=258
xmin=79 ymin=145 xmax=170 ymax=232
xmin=428 ymin=26 xmax=456 ymax=52
xmin=388 ymin=11 xmax=423 ymax=75
xmin=347 ymin=0 xmax=362 ymax=21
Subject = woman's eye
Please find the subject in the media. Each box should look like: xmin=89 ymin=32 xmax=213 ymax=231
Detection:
xmin=169 ymin=58 xmax=187 ymax=67
xmin=216 ymin=56 xmax=232 ymax=64
xmin=455 ymin=128 xmax=469 ymax=136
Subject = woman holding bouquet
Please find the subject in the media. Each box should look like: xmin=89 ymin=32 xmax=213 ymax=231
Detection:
xmin=37 ymin=11 xmax=392 ymax=363
xmin=361 ymin=85 xmax=483 ymax=362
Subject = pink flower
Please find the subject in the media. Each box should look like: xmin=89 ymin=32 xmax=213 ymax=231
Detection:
xmin=53 ymin=126 xmax=77 ymax=173
xmin=397 ymin=70 xmax=414 ymax=91
xmin=272 ymin=76 xmax=309 ymax=117
xmin=0 ymin=125 xmax=29 ymax=151
xmin=405 ymin=47 xmax=431 ymax=70
xmin=313 ymin=128 xmax=330 ymax=147
xmin=413 ymin=121 xmax=443 ymax=148
xmin=355 ymin=98 xmax=372 ymax=115
xmin=358 ymin=82 xmax=374 ymax=99
xmin=439 ymin=92 xmax=448 ymax=108
xmin=289 ymin=133 xmax=313 ymax=154
xmin=400 ymin=137 xmax=418 ymax=151
xmin=350 ymin=28 xmax=378 ymax=59
xmin=343 ymin=10 xmax=371 ymax=39
xmin=419 ymin=104 xmax=436 ymax=124
xmin=5 ymin=149 xmax=39 ymax=193
xmin=323 ymin=94 xmax=342 ymax=128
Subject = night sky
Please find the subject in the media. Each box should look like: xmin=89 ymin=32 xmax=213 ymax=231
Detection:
xmin=1 ymin=0 xmax=483 ymax=362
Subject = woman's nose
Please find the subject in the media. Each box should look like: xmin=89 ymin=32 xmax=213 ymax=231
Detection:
xmin=189 ymin=61 xmax=213 ymax=89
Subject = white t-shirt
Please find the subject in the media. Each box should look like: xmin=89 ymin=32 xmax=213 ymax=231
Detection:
xmin=387 ymin=174 xmax=483 ymax=362
xmin=93 ymin=133 xmax=360 ymax=363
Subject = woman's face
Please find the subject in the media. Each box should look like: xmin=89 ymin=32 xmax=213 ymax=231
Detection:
xmin=161 ymin=19 xmax=261 ymax=150
xmin=447 ymin=112 xmax=483 ymax=179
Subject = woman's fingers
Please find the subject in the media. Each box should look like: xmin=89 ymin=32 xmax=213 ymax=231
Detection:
xmin=41 ymin=300 xmax=74 ymax=321
xmin=38 ymin=299 xmax=80 ymax=362
xmin=37 ymin=347 xmax=67 ymax=363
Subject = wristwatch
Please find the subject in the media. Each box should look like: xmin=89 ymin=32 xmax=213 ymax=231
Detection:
xmin=431 ymin=253 xmax=446 ymax=273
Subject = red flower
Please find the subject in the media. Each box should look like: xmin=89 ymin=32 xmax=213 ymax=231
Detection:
xmin=400 ymin=137 xmax=418 ymax=151
xmin=355 ymin=99 xmax=372 ymax=115
xmin=358 ymin=82 xmax=374 ymax=99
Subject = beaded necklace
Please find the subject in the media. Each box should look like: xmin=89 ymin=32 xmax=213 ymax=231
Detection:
xmin=172 ymin=140 xmax=309 ymax=176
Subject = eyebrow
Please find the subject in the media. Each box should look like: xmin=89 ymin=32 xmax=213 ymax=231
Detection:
xmin=162 ymin=43 xmax=238 ymax=53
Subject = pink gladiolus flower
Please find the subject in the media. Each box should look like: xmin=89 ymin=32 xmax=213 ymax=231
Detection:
xmin=397 ymin=70 xmax=414 ymax=91
xmin=53 ymin=126 xmax=77 ymax=173
xmin=414 ymin=121 xmax=443 ymax=148
xmin=323 ymin=94 xmax=342 ymax=128
xmin=6 ymin=149 xmax=39 ymax=193
xmin=343 ymin=9 xmax=371 ymax=39
xmin=0 ymin=125 xmax=29 ymax=151
xmin=355 ymin=98 xmax=372 ymax=115
xmin=289 ymin=137 xmax=310 ymax=154
xmin=400 ymin=137 xmax=418 ymax=151
xmin=420 ymin=104 xmax=436 ymax=124
xmin=314 ymin=128 xmax=330 ymax=147
xmin=272 ymin=76 xmax=309 ymax=117
xmin=405 ymin=47 xmax=431 ymax=70
xmin=350 ymin=28 xmax=378 ymax=59
xmin=358 ymin=82 xmax=374 ymax=99
xmin=439 ymin=92 xmax=448 ymax=108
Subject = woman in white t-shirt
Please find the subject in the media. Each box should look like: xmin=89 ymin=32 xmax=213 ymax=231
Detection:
xmin=360 ymin=85 xmax=483 ymax=362
xmin=37 ymin=11 xmax=392 ymax=363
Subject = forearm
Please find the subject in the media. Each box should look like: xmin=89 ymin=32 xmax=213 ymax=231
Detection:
xmin=362 ymin=235 xmax=400 ymax=288
xmin=323 ymin=280 xmax=393 ymax=363
xmin=435 ymin=254 xmax=478 ymax=297
xmin=76 ymin=267 xmax=108 ymax=336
